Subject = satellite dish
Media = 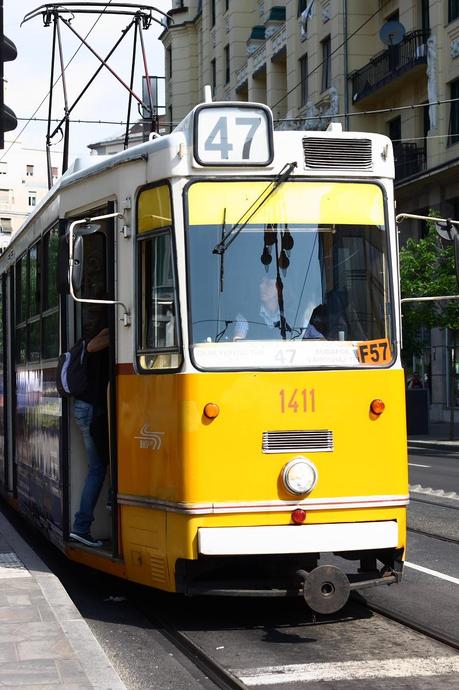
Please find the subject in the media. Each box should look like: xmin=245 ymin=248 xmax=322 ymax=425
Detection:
xmin=379 ymin=21 xmax=406 ymax=46
xmin=435 ymin=220 xmax=458 ymax=241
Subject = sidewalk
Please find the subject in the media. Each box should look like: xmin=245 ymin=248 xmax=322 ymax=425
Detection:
xmin=0 ymin=507 xmax=126 ymax=689
xmin=408 ymin=421 xmax=459 ymax=452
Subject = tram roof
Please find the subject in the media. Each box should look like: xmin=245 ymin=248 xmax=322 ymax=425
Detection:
xmin=6 ymin=102 xmax=394 ymax=253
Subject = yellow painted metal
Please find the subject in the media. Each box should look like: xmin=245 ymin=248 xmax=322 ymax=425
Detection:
xmin=187 ymin=181 xmax=385 ymax=226
xmin=117 ymin=367 xmax=408 ymax=589
xmin=138 ymin=184 xmax=172 ymax=233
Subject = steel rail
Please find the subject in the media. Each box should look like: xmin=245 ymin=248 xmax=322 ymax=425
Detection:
xmin=407 ymin=526 xmax=459 ymax=546
xmin=358 ymin=597 xmax=459 ymax=652
xmin=153 ymin=613 xmax=248 ymax=690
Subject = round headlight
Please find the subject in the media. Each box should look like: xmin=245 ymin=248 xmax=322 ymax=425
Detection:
xmin=282 ymin=458 xmax=317 ymax=495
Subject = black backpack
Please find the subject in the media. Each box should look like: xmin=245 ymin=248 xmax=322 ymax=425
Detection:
xmin=56 ymin=338 xmax=89 ymax=398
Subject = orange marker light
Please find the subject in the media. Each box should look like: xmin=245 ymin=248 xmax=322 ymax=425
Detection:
xmin=370 ymin=398 xmax=385 ymax=415
xmin=291 ymin=509 xmax=306 ymax=524
xmin=204 ymin=402 xmax=220 ymax=419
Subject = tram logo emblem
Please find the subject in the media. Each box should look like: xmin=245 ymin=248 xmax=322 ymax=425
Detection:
xmin=135 ymin=424 xmax=164 ymax=450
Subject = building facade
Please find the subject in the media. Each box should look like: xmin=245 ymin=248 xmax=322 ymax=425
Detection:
xmin=0 ymin=141 xmax=61 ymax=252
xmin=161 ymin=0 xmax=459 ymax=422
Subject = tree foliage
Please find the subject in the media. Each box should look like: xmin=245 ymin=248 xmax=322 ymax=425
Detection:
xmin=399 ymin=214 xmax=459 ymax=361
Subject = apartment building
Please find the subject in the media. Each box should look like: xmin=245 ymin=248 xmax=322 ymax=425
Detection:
xmin=161 ymin=0 xmax=459 ymax=421
xmin=0 ymin=141 xmax=61 ymax=252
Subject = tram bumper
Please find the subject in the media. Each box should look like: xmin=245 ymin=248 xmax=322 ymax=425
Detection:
xmin=178 ymin=522 xmax=404 ymax=613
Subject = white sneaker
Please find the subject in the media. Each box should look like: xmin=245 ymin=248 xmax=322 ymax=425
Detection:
xmin=69 ymin=532 xmax=103 ymax=548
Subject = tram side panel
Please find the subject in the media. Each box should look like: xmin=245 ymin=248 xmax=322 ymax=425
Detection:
xmin=116 ymin=366 xmax=407 ymax=592
xmin=15 ymin=367 xmax=62 ymax=532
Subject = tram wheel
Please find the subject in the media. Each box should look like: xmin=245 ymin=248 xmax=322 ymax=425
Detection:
xmin=303 ymin=565 xmax=350 ymax=614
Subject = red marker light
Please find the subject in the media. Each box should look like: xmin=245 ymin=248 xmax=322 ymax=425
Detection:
xmin=291 ymin=508 xmax=306 ymax=524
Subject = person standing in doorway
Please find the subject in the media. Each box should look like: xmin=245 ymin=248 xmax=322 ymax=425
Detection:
xmin=69 ymin=323 xmax=109 ymax=547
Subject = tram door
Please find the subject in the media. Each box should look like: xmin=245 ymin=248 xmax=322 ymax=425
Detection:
xmin=65 ymin=211 xmax=117 ymax=551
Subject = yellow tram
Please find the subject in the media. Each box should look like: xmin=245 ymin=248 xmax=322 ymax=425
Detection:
xmin=0 ymin=100 xmax=408 ymax=613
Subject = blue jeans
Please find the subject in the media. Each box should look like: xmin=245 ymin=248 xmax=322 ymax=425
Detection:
xmin=72 ymin=399 xmax=107 ymax=535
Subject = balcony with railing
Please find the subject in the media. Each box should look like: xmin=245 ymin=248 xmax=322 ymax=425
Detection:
xmin=394 ymin=142 xmax=426 ymax=182
xmin=351 ymin=30 xmax=429 ymax=104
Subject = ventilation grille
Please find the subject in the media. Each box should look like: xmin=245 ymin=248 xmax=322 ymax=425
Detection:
xmin=150 ymin=555 xmax=167 ymax=584
xmin=262 ymin=430 xmax=333 ymax=453
xmin=303 ymin=138 xmax=373 ymax=170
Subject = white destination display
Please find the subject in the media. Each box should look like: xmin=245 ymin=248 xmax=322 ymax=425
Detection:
xmin=193 ymin=340 xmax=361 ymax=369
xmin=194 ymin=105 xmax=273 ymax=165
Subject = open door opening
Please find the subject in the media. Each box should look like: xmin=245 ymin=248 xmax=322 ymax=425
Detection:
xmin=61 ymin=210 xmax=118 ymax=554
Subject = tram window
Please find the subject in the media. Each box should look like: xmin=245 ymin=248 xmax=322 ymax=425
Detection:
xmin=43 ymin=228 xmax=59 ymax=310
xmin=29 ymin=243 xmax=40 ymax=317
xmin=28 ymin=319 xmax=41 ymax=362
xmin=42 ymin=227 xmax=59 ymax=359
xmin=16 ymin=326 xmax=26 ymax=364
xmin=16 ymin=256 xmax=27 ymax=324
xmin=186 ymin=180 xmax=393 ymax=370
xmin=138 ymin=231 xmax=180 ymax=370
xmin=137 ymin=183 xmax=181 ymax=371
xmin=80 ymin=232 xmax=107 ymax=300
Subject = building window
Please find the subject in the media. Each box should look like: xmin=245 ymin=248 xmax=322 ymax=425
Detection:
xmin=28 ymin=192 xmax=37 ymax=207
xmin=297 ymin=0 xmax=307 ymax=14
xmin=0 ymin=218 xmax=12 ymax=233
xmin=321 ymin=36 xmax=331 ymax=91
xmin=167 ymin=46 xmax=172 ymax=78
xmin=168 ymin=105 xmax=173 ymax=133
xmin=299 ymin=54 xmax=308 ymax=107
xmin=211 ymin=58 xmax=216 ymax=93
xmin=26 ymin=164 xmax=34 ymax=177
xmin=449 ymin=80 xmax=459 ymax=145
xmin=449 ymin=0 xmax=459 ymax=22
xmin=0 ymin=162 xmax=6 ymax=175
xmin=224 ymin=45 xmax=230 ymax=84
xmin=0 ymin=189 xmax=9 ymax=205
xmin=211 ymin=0 xmax=216 ymax=27
xmin=225 ymin=0 xmax=229 ymax=11
xmin=51 ymin=166 xmax=58 ymax=178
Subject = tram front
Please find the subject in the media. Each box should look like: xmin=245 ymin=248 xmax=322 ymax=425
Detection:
xmin=176 ymin=103 xmax=408 ymax=614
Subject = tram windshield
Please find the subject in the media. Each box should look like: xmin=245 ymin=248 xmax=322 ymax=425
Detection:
xmin=186 ymin=180 xmax=394 ymax=370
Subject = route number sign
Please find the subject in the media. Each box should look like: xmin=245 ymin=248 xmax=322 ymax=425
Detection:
xmin=194 ymin=104 xmax=273 ymax=166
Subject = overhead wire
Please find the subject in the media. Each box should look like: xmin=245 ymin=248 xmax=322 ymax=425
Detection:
xmin=0 ymin=0 xmax=114 ymax=162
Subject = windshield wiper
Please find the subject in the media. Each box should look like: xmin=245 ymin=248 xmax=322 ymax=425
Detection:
xmin=212 ymin=161 xmax=297 ymax=256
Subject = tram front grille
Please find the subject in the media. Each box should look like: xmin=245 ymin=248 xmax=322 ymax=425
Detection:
xmin=262 ymin=430 xmax=333 ymax=453
xmin=303 ymin=137 xmax=372 ymax=170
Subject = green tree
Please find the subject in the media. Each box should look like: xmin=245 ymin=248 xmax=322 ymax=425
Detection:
xmin=400 ymin=213 xmax=459 ymax=438
xmin=400 ymin=217 xmax=459 ymax=357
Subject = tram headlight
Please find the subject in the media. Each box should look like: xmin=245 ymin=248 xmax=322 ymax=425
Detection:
xmin=282 ymin=458 xmax=317 ymax=495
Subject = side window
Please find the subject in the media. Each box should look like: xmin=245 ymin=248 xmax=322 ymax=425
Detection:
xmin=15 ymin=229 xmax=61 ymax=364
xmin=28 ymin=243 xmax=41 ymax=362
xmin=15 ymin=255 xmax=27 ymax=364
xmin=137 ymin=184 xmax=181 ymax=371
xmin=42 ymin=226 xmax=59 ymax=359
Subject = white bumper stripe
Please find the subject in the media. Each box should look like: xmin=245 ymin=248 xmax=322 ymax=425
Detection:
xmin=198 ymin=521 xmax=399 ymax=555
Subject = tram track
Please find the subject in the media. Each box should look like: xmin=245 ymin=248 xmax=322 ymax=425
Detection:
xmin=407 ymin=526 xmax=459 ymax=546
xmin=360 ymin=597 xmax=459 ymax=653
xmin=410 ymin=495 xmax=459 ymax=511
xmin=154 ymin=613 xmax=248 ymax=690
xmin=142 ymin=591 xmax=459 ymax=690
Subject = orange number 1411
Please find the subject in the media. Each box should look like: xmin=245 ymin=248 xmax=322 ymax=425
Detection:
xmin=279 ymin=388 xmax=316 ymax=413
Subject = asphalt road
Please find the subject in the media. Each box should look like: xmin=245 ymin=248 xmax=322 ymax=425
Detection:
xmin=408 ymin=447 xmax=459 ymax=494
